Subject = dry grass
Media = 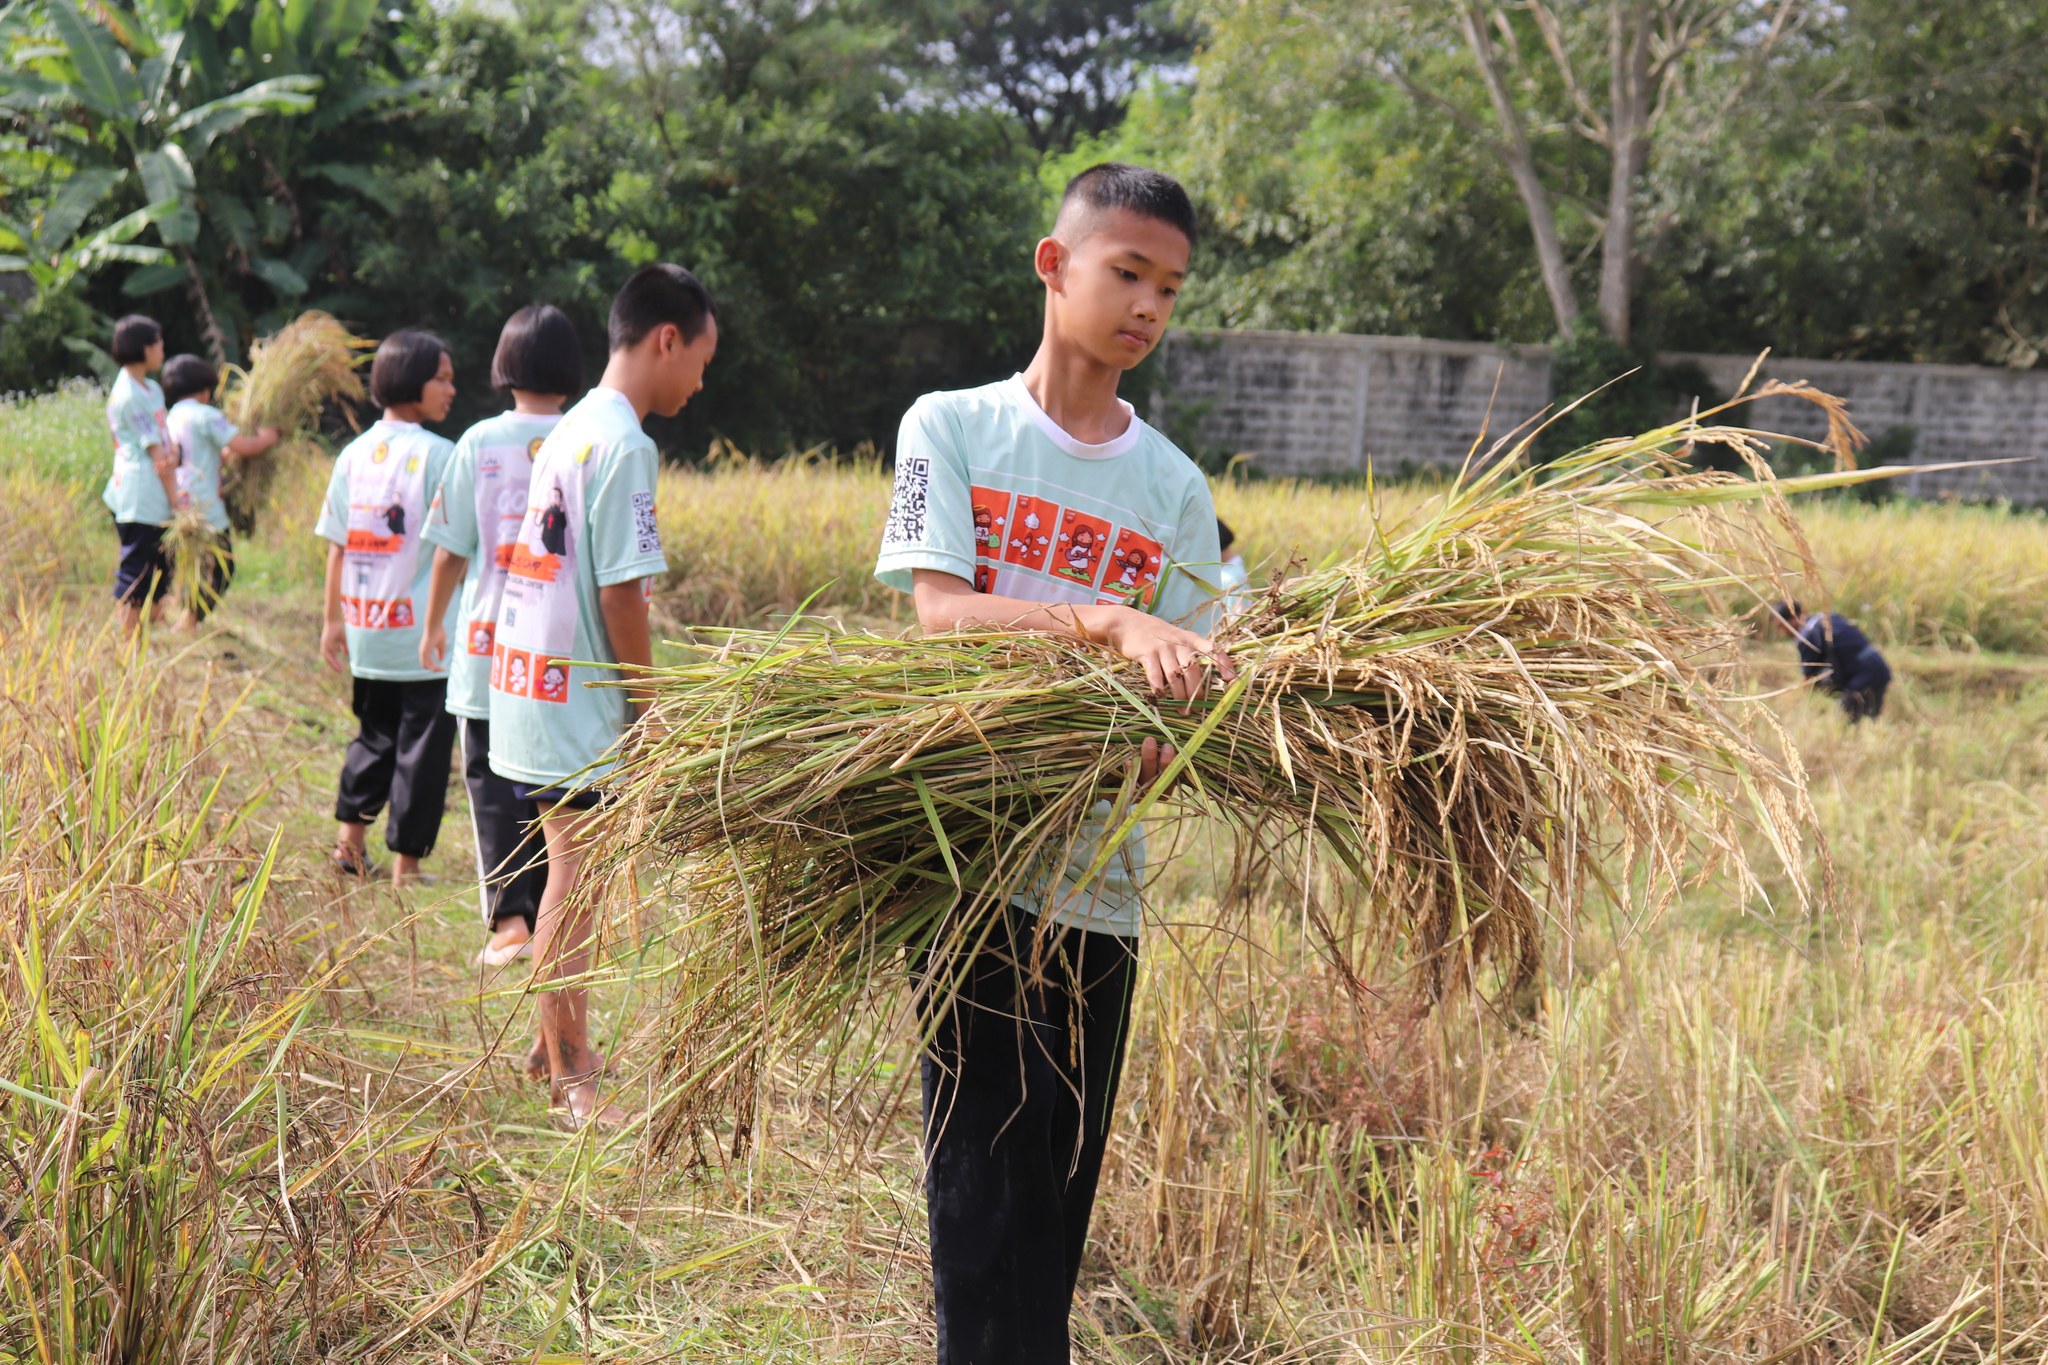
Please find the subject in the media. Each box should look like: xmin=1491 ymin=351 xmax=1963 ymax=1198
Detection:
xmin=2 ymin=387 xmax=2047 ymax=1360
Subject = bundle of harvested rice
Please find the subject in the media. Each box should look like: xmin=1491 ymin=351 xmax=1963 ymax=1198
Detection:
xmin=164 ymin=505 xmax=228 ymax=619
xmin=218 ymin=311 xmax=373 ymax=535
xmin=596 ymin=383 xmax=1878 ymax=1156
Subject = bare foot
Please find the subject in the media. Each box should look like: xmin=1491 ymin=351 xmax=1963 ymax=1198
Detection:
xmin=390 ymin=853 xmax=425 ymax=889
xmin=549 ymin=1046 xmax=629 ymax=1129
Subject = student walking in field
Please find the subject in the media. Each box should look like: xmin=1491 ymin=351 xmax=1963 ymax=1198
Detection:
xmin=1772 ymin=601 xmax=1892 ymax=722
xmin=102 ymin=314 xmax=182 ymax=634
xmin=161 ymin=354 xmax=280 ymax=624
xmin=873 ymin=163 xmax=1232 ymax=1364
xmin=316 ymin=330 xmax=461 ymax=886
xmin=486 ymin=266 xmax=718 ymax=1125
xmin=419 ymin=304 xmax=584 ymax=970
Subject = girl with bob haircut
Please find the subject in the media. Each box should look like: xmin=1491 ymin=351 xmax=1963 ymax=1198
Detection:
xmin=419 ymin=304 xmax=585 ymax=970
xmin=314 ymin=329 xmax=462 ymax=886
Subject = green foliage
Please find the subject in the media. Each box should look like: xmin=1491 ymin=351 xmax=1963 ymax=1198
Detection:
xmin=1542 ymin=319 xmax=1722 ymax=464
xmin=0 ymin=288 xmax=97 ymax=393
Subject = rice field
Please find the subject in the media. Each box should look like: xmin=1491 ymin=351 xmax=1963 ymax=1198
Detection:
xmin=4 ymin=383 xmax=2048 ymax=1360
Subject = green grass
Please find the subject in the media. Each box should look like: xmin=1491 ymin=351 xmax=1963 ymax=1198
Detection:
xmin=2 ymin=389 xmax=2046 ymax=1360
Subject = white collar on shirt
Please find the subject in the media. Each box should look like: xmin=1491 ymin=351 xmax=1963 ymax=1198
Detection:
xmin=1004 ymin=373 xmax=1142 ymax=461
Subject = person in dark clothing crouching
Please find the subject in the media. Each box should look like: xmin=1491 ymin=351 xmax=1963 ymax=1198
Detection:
xmin=1770 ymin=601 xmax=1892 ymax=722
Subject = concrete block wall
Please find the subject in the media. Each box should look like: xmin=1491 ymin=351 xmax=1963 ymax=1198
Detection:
xmin=1159 ymin=329 xmax=2048 ymax=502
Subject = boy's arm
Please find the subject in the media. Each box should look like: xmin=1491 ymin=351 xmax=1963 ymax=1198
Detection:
xmin=320 ymin=543 xmax=349 ymax=673
xmin=910 ymin=568 xmax=1232 ymax=703
xmin=598 ymin=580 xmax=654 ymax=720
xmin=419 ymin=547 xmax=468 ymax=671
xmin=227 ymin=426 xmax=280 ymax=457
xmin=149 ymin=440 xmax=187 ymax=511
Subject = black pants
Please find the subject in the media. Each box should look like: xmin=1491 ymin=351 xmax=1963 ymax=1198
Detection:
xmin=458 ymin=717 xmax=545 ymax=932
xmin=335 ymin=677 xmax=457 ymax=858
xmin=918 ymin=907 xmax=1138 ymax=1365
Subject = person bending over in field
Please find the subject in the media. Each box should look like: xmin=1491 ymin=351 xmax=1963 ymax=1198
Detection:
xmin=874 ymin=162 xmax=1232 ymax=1365
xmin=484 ymin=265 xmax=718 ymax=1127
xmin=1771 ymin=601 xmax=1892 ymax=722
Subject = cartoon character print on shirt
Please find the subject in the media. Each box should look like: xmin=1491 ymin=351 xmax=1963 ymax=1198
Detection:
xmin=341 ymin=440 xmax=432 ymax=629
xmin=970 ymin=486 xmax=1011 ymax=559
xmin=1002 ymin=494 xmax=1058 ymax=571
xmin=493 ymin=441 xmax=591 ymax=705
xmin=466 ymin=434 xmax=546 ymax=661
xmin=1097 ymin=527 xmax=1165 ymax=609
xmin=1051 ymin=507 xmax=1113 ymax=587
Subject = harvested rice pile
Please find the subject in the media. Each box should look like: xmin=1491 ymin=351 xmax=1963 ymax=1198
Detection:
xmin=598 ymin=384 xmax=1871 ymax=1156
xmin=218 ymin=310 xmax=373 ymax=535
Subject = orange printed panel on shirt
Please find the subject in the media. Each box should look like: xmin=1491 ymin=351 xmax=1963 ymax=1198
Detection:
xmin=1002 ymin=495 xmax=1058 ymax=570
xmin=489 ymin=642 xmax=505 ymax=690
xmin=341 ymin=595 xmax=363 ymax=626
xmin=346 ymin=529 xmax=403 ymax=554
xmin=1050 ymin=508 xmax=1113 ymax=587
xmin=533 ymin=656 xmax=571 ymax=704
xmin=387 ymin=598 xmax=415 ymax=629
xmin=466 ymin=620 xmax=496 ymax=657
xmin=970 ymin=486 xmax=1012 ymax=560
xmin=972 ymin=563 xmax=997 ymax=594
xmin=499 ymin=647 xmax=534 ymax=698
xmin=507 ymin=542 xmax=564 ymax=584
xmin=1099 ymin=527 xmax=1165 ymax=607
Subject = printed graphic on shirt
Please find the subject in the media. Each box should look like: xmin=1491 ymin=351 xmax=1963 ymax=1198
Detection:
xmin=970 ymin=486 xmax=1012 ymax=558
xmin=1051 ymin=507 xmax=1112 ymax=587
xmin=631 ymin=490 xmax=659 ymax=556
xmin=1098 ymin=527 xmax=1165 ymax=607
xmin=1003 ymin=495 xmax=1058 ymax=570
xmin=883 ymin=455 xmax=931 ymax=545
xmin=494 ymin=458 xmax=587 ymax=705
xmin=341 ymin=441 xmax=430 ymax=629
xmin=467 ymin=620 xmax=495 ymax=656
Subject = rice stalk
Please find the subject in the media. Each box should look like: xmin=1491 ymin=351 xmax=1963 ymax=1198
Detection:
xmin=587 ymin=382 xmax=1888 ymax=1157
xmin=218 ymin=311 xmax=374 ymax=536
xmin=165 ymin=504 xmax=226 ymax=620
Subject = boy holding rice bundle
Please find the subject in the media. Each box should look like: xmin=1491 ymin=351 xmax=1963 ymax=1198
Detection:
xmin=487 ymin=266 xmax=717 ymax=1124
xmin=101 ymin=314 xmax=180 ymax=633
xmin=873 ymin=163 xmax=1232 ymax=1364
xmin=420 ymin=304 xmax=585 ymax=968
xmin=161 ymin=354 xmax=280 ymax=624
xmin=315 ymin=330 xmax=460 ymax=886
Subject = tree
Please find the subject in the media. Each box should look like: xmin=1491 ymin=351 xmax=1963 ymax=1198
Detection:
xmin=1185 ymin=0 xmax=1811 ymax=344
xmin=924 ymin=0 xmax=1192 ymax=155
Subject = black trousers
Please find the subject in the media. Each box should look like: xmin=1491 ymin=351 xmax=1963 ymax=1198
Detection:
xmin=918 ymin=907 xmax=1138 ymax=1365
xmin=458 ymin=716 xmax=545 ymax=932
xmin=334 ymin=677 xmax=456 ymax=858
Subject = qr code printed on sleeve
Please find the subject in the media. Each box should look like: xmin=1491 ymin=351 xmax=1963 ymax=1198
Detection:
xmin=883 ymin=456 xmax=930 ymax=545
xmin=631 ymin=490 xmax=660 ymax=555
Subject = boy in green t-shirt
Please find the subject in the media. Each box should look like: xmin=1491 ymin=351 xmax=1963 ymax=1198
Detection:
xmin=484 ymin=266 xmax=718 ymax=1126
xmin=873 ymin=164 xmax=1233 ymax=1364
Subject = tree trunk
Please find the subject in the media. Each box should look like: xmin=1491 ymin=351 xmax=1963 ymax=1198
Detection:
xmin=1460 ymin=4 xmax=1581 ymax=334
xmin=1597 ymin=0 xmax=1653 ymax=343
xmin=180 ymin=248 xmax=230 ymax=367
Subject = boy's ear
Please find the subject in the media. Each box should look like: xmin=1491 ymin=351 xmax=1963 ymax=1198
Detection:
xmin=1034 ymin=236 xmax=1068 ymax=291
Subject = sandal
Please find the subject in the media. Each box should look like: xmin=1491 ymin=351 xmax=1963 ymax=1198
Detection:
xmin=331 ymin=845 xmax=375 ymax=879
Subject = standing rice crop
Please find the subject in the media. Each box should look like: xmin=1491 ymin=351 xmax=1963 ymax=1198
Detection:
xmin=218 ymin=310 xmax=373 ymax=535
xmin=593 ymin=383 xmax=1884 ymax=1157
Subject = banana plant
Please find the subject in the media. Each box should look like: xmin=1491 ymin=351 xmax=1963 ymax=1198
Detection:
xmin=0 ymin=0 xmax=326 ymax=362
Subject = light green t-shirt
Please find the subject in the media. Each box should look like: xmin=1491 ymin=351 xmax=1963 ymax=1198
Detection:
xmin=422 ymin=411 xmax=564 ymax=720
xmin=873 ymin=374 xmax=1222 ymax=937
xmin=312 ymin=419 xmax=457 ymax=681
xmin=102 ymin=369 xmax=171 ymax=525
xmin=488 ymin=388 xmax=667 ymax=791
xmin=167 ymin=398 xmax=240 ymax=534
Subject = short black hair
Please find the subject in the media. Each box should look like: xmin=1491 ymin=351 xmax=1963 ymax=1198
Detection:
xmin=111 ymin=314 xmax=162 ymax=365
xmin=161 ymin=354 xmax=219 ymax=406
xmin=1216 ymin=517 xmax=1235 ymax=554
xmin=1770 ymin=601 xmax=1803 ymax=624
xmin=608 ymin=264 xmax=717 ymax=352
xmin=491 ymin=304 xmax=584 ymax=395
xmin=1057 ymin=163 xmax=1197 ymax=249
xmin=370 ymin=329 xmax=449 ymax=409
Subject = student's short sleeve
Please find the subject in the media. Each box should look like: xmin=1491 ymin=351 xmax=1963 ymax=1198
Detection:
xmin=874 ymin=396 xmax=976 ymax=592
xmin=588 ymin=437 xmax=666 ymax=588
xmin=423 ymin=434 xmax=480 ymax=558
xmin=1156 ymin=473 xmax=1223 ymax=634
xmin=209 ymin=408 xmax=239 ymax=446
xmin=314 ymin=457 xmax=348 ymax=545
